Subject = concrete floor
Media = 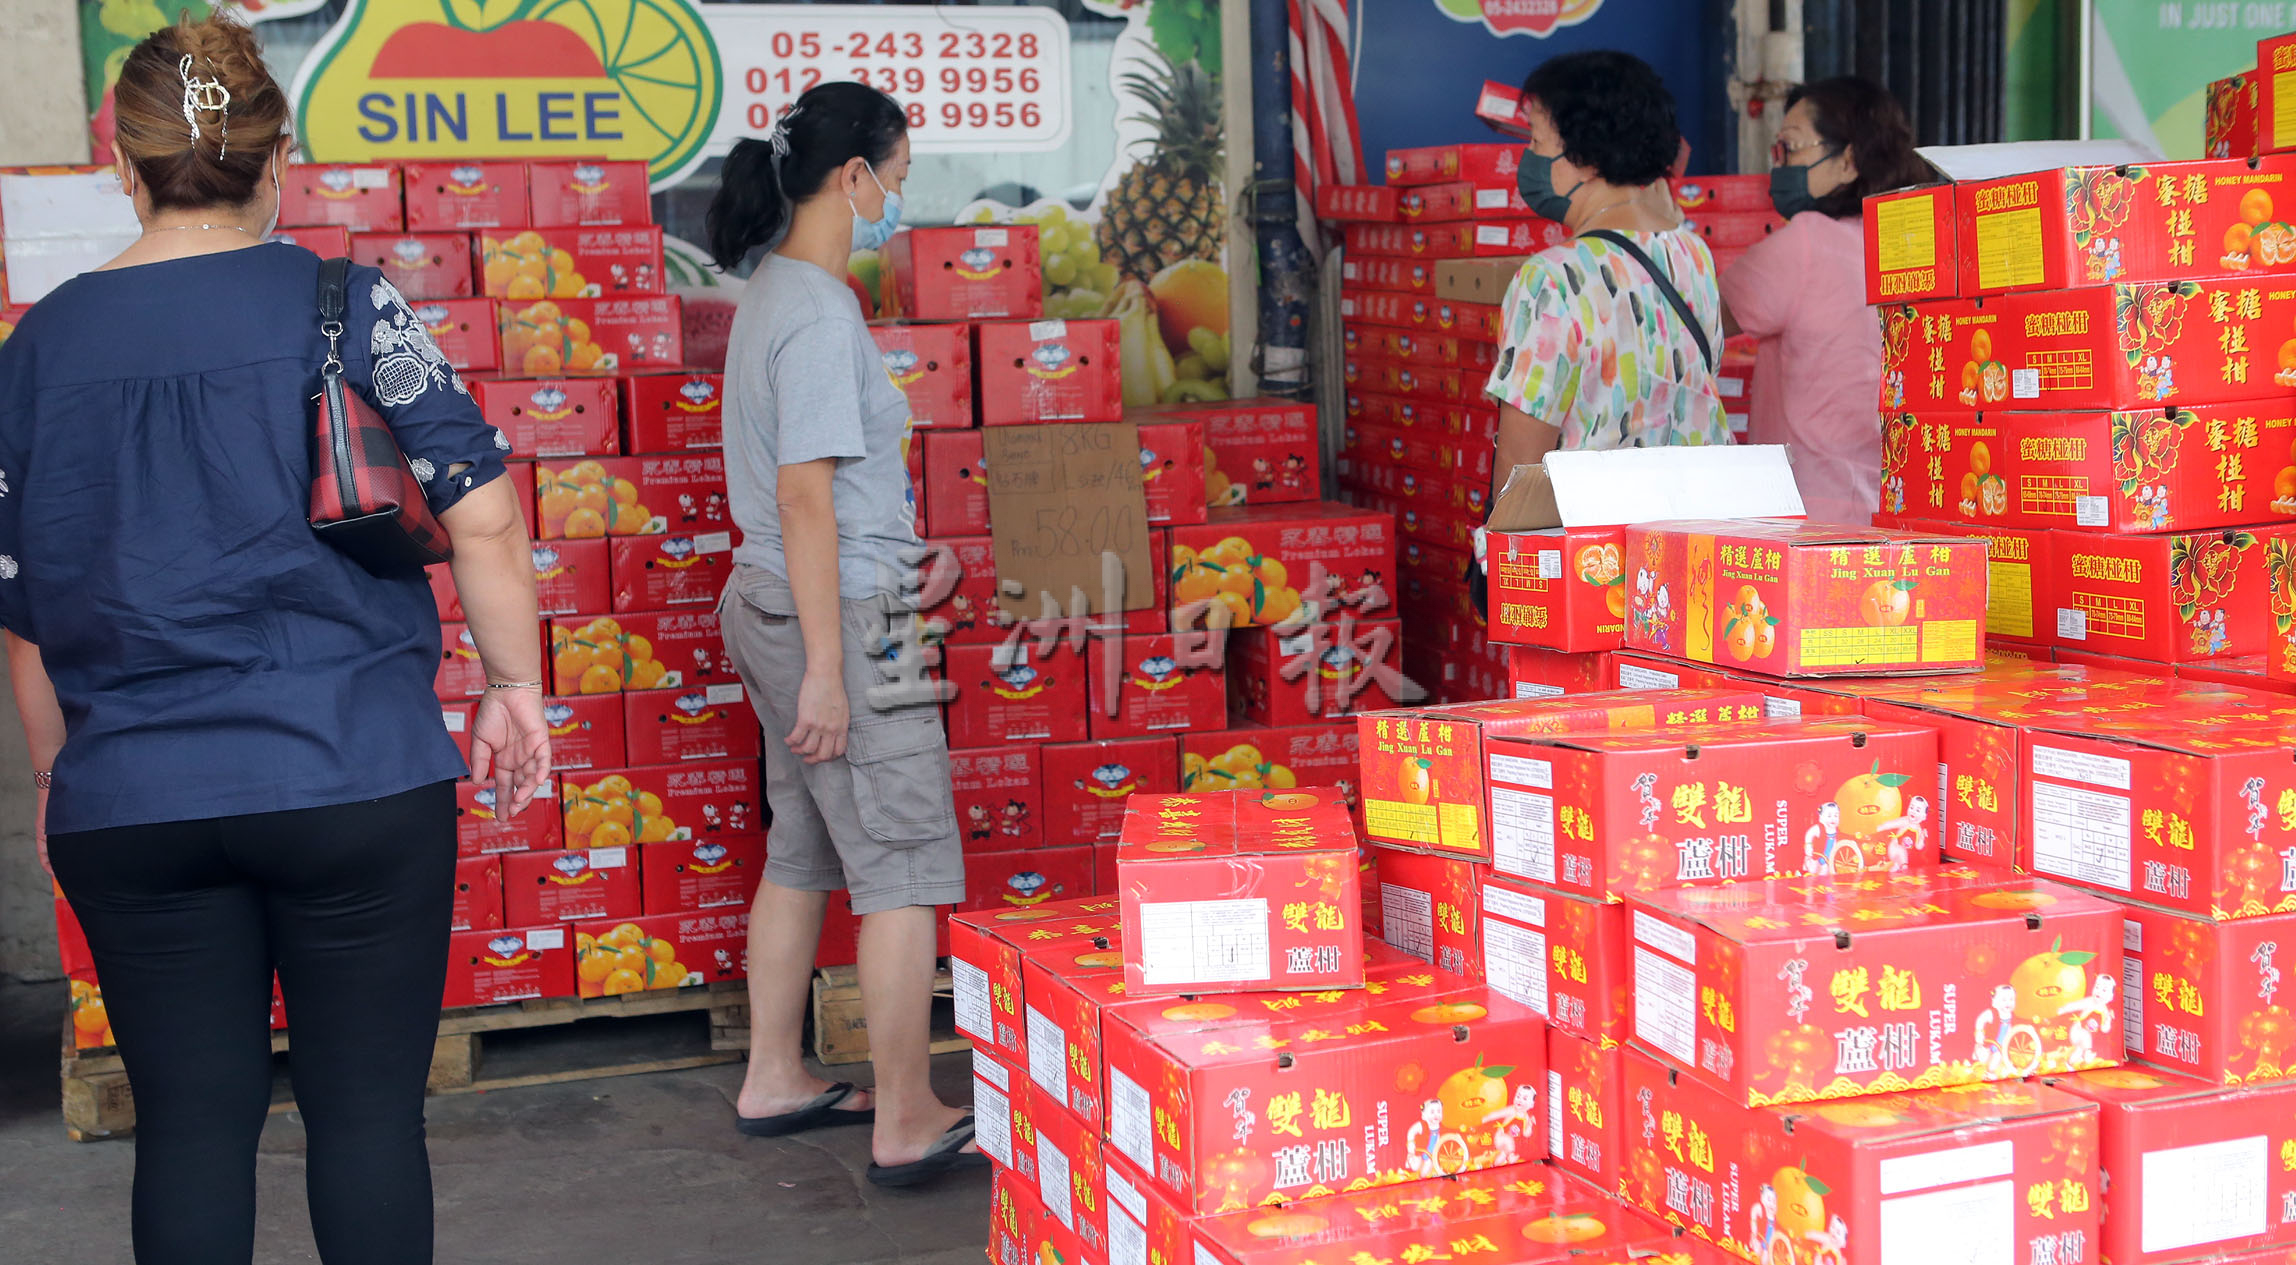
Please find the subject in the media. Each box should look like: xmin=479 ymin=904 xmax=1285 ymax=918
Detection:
xmin=0 ymin=980 xmax=991 ymax=1264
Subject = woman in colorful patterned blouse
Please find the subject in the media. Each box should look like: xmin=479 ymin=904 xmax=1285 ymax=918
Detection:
xmin=1484 ymin=50 xmax=1730 ymax=496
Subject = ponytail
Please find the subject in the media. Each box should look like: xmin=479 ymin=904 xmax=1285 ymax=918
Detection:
xmin=704 ymin=81 xmax=909 ymax=273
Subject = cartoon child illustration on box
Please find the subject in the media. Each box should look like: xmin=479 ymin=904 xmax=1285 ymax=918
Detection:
xmin=1809 ymin=1215 xmax=1850 ymax=1265
xmin=1482 ymin=1084 xmax=1538 ymax=1165
xmin=1876 ymin=797 xmax=1929 ymax=872
xmin=1405 ymin=1099 xmax=1449 ymax=1177
xmin=1251 ymin=456 xmax=1274 ymax=492
xmin=2058 ymin=973 xmax=2117 ymax=1064
xmin=1750 ymin=1184 xmax=1781 ymax=1261
xmin=1971 ymin=983 xmax=2026 ymax=1076
xmin=1280 ymin=453 xmax=1308 ymax=494
xmin=965 ymin=803 xmax=993 ymax=841
xmin=999 ymin=800 xmax=1030 ymax=838
xmin=1803 ymin=802 xmax=1844 ymax=875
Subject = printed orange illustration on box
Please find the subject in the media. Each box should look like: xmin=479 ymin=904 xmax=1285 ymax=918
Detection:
xmin=1100 ymin=972 xmax=1546 ymax=1213
xmin=549 ymin=610 xmax=730 ymax=695
xmin=478 ymin=227 xmax=665 ymax=299
xmin=2044 ymin=525 xmax=2295 ymax=663
xmin=1624 ymin=520 xmax=1989 ymax=677
xmin=350 ymin=232 xmax=474 ymax=300
xmin=1862 ymin=183 xmax=1959 ymax=303
xmin=402 ymin=161 xmax=528 ymax=231
xmin=882 ymin=225 xmax=1045 ymax=322
xmin=540 ymin=692 xmax=622 ymax=772
xmin=1630 ymin=871 xmax=2124 ymax=1106
xmin=1170 ymin=502 xmax=1397 ymax=630
xmin=1114 ymin=789 xmax=1365 ymax=995
xmin=2047 ymin=1065 xmax=2296 ymax=1265
xmin=454 ymin=779 xmax=559 ymax=857
xmin=525 ymin=161 xmax=653 ymax=228
xmin=975 ymin=319 xmax=1123 ymax=425
xmin=1961 ymin=282 xmax=2296 ymax=412
xmin=639 ymin=834 xmax=762 ymax=915
xmin=1179 ymin=725 xmax=1363 ymax=825
xmin=558 ymin=758 xmax=760 ymax=852
xmin=279 ymin=163 xmax=403 ymax=233
xmin=1879 ymin=407 xmax=2296 ymax=535
xmin=2209 ymin=71 xmax=2260 ymax=159
xmin=1871 ymin=517 xmax=2054 ymax=645
xmin=534 ymin=453 xmax=728 ymax=540
xmin=870 ymin=322 xmax=974 ymax=429
xmin=1954 ymin=157 xmax=2296 ymax=296
xmin=1621 ymin=1049 xmax=2102 ymax=1265
xmin=503 ymin=845 xmax=640 ymax=926
xmin=2120 ymin=903 xmax=2296 ymax=1082
xmin=496 ymin=294 xmax=681 ymax=375
xmin=620 ymin=371 xmax=724 ymax=454
xmin=1480 ymin=871 xmax=1631 ymax=1046
xmin=621 ymin=684 xmax=758 ymax=765
xmin=572 ymin=911 xmax=746 ymax=998
xmin=947 ymin=897 xmax=1123 ymax=1061
xmin=452 ymin=855 xmax=504 ymax=933
xmin=444 ymin=925 xmax=573 ymax=1008
xmin=1548 ymin=1029 xmax=1628 ymax=1192
xmin=607 ymin=533 xmax=735 ymax=613
xmin=473 ymin=375 xmax=619 ymax=458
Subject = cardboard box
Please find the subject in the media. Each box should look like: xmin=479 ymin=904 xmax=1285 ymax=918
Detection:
xmin=870 ymin=322 xmax=973 ymax=429
xmin=913 ymin=428 xmax=987 ymax=537
xmin=1472 ymin=78 xmax=1535 ymax=137
xmin=975 ymin=319 xmax=1123 ymax=425
xmin=1024 ymin=1079 xmax=1118 ymax=1257
xmin=1135 ymin=418 xmax=1208 ymax=525
xmin=1169 ymin=502 xmax=1397 ymax=629
xmin=2120 ymin=903 xmax=2296 ymax=1081
xmin=1507 ymin=646 xmax=1616 ymax=698
xmin=1345 ymin=221 xmax=1569 ymax=260
xmin=503 ymin=845 xmax=642 ymax=925
xmin=947 ymin=896 xmax=1123 ymax=1059
xmin=411 ymin=297 xmax=499 ymax=372
xmin=1343 ymin=323 xmax=1500 ymax=371
xmin=619 ymin=371 xmax=724 ymax=454
xmin=1547 ymin=1030 xmax=1626 ymax=1193
xmin=2046 ymin=1066 xmax=2296 ymax=1265
xmin=639 ymin=833 xmax=762 ymax=914
xmin=1625 ymin=519 xmax=1990 ymax=676
xmin=441 ymin=701 xmax=476 ymax=764
xmin=401 ymin=161 xmax=529 ymax=231
xmin=607 ymin=532 xmax=735 ymax=613
xmin=535 ymin=453 xmax=729 ymax=539
xmin=2208 ymin=70 xmax=2260 ymax=159
xmin=883 ymin=225 xmax=1044 ymax=321
xmin=443 ymin=925 xmax=574 ymax=1008
xmin=1397 ymin=180 xmax=1543 ymax=222
xmin=526 ymin=537 xmax=611 ymax=617
xmin=1622 ymin=1049 xmax=2102 ymax=1265
xmin=549 ymin=610 xmax=731 ymax=695
xmin=621 ymin=684 xmax=759 ymax=764
xmin=452 ymin=856 xmax=504 ymax=932
xmin=279 ymin=163 xmax=404 ymax=233
xmin=572 ymin=910 xmax=747 ymax=996
xmin=474 ymin=375 xmax=619 ymax=459
xmin=265 ymin=225 xmax=352 ymax=260
xmin=1343 ymin=354 xmax=1474 ymax=405
xmin=1315 ymin=183 xmax=1400 ymax=222
xmin=1017 ymin=936 xmax=1129 ymax=1129
xmin=1485 ymin=716 xmax=1940 ymax=897
xmin=497 ymin=294 xmax=682 ymax=375
xmin=975 ymin=1047 xmax=1040 ymax=1179
xmin=944 ymin=642 xmax=1090 ymax=747
xmin=963 ymin=845 xmax=1095 ymax=914
xmin=525 ymin=160 xmax=652 ymax=227
xmin=454 ymin=780 xmax=560 ymax=857
xmin=1356 ymin=688 xmax=1767 ymax=862
xmin=542 ymin=692 xmax=625 ymax=771
xmin=1482 ymin=871 xmax=1629 ymax=1046
xmin=478 ymin=227 xmax=665 ymax=298
xmin=1872 ymin=517 xmax=2055 ymax=646
xmin=1226 ymin=618 xmax=1405 ymax=725
xmin=1113 ymin=789 xmax=1363 ymax=994
xmin=1040 ymin=736 xmax=1181 ymax=845
xmin=1087 ymin=630 xmax=1227 ymax=739
xmin=1384 ymin=143 xmax=1520 ymax=187
xmin=1631 ymin=870 xmax=2125 ymax=1105
xmin=913 ymin=535 xmax=1010 ymax=646
xmin=1141 ymin=398 xmax=1317 ymax=508
xmin=349 ymin=232 xmax=474 ymax=300
xmin=435 ymin=622 xmax=485 ymax=699
xmin=1686 ymin=209 xmax=1782 ymax=251
xmin=952 ymin=745 xmax=1043 ymax=853
xmin=1955 ymin=157 xmax=2296 ymax=296
xmin=2045 ymin=525 xmax=2296 ymax=663
xmin=1434 ymin=255 xmax=1528 ymax=305
xmin=559 ymin=757 xmax=761 ymax=850
xmin=1374 ymin=848 xmax=1482 ymax=979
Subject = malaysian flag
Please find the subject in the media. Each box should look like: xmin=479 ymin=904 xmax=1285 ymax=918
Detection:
xmin=1289 ymin=0 xmax=1363 ymax=256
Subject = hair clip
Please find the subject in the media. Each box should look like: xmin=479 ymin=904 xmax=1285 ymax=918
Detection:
xmin=180 ymin=54 xmax=232 ymax=156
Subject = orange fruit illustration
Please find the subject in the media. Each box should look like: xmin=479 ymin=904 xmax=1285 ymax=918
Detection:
xmin=1960 ymin=362 xmax=1982 ymax=395
xmin=1959 ymin=472 xmax=1982 ymax=503
xmin=1968 ymin=441 xmax=1992 ymax=476
xmin=994 ymin=909 xmax=1056 ymax=922
xmin=2076 ymin=1067 xmax=2168 ymax=1090
xmin=1410 ymin=1002 xmax=1488 ymax=1024
xmin=1244 ymin=1212 xmax=1328 ymax=1239
xmin=2010 ymin=938 xmax=2096 ymax=1024
xmin=1981 ymin=361 xmax=2010 ymax=403
xmin=1522 ymin=1214 xmax=1608 ymax=1243
xmin=1836 ymin=765 xmax=1909 ymax=837
xmin=2243 ymin=188 xmax=2276 ymax=224
xmin=1433 ymin=1057 xmax=1510 ymax=1131
xmin=1970 ymin=329 xmax=1994 ymax=361
xmin=1605 ymin=586 xmax=1628 ymax=618
xmin=1035 ymin=1241 xmax=1066 ymax=1265
xmin=1160 ymin=1002 xmax=1237 ymax=1023
xmin=1971 ymin=890 xmax=2059 ymax=911
xmin=1859 ymin=580 xmax=1913 ymax=627
xmin=1260 ymin=792 xmax=1319 ymax=810
xmin=1074 ymin=951 xmax=1122 ymax=969
xmin=2229 ymin=222 xmax=2257 ymax=255
xmin=1724 ymin=617 xmax=1758 ymax=662
xmin=1399 ymin=758 xmax=1435 ymax=805
xmin=1753 ymin=619 xmax=1777 ymax=659
xmin=2275 ymin=466 xmax=2296 ymax=501
xmin=1772 ymin=1167 xmax=1829 ymax=1239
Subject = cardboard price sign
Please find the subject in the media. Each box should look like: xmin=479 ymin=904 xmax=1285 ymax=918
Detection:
xmin=982 ymin=423 xmax=1153 ymax=617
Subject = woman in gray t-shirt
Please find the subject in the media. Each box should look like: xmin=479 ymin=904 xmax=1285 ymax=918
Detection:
xmin=706 ymin=83 xmax=981 ymax=1187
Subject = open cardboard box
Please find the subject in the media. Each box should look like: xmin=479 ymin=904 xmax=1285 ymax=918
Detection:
xmin=1484 ymin=446 xmax=1804 ymax=653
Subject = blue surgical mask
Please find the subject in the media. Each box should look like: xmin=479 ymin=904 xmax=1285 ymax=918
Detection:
xmin=1516 ymin=150 xmax=1583 ymax=224
xmin=850 ymin=161 xmax=903 ymax=252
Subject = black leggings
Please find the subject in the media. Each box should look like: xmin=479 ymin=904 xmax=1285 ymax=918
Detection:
xmin=48 ymin=782 xmax=457 ymax=1265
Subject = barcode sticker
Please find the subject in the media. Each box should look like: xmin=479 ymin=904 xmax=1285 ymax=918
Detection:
xmin=2013 ymin=368 xmax=2041 ymax=399
xmin=2058 ymin=608 xmax=2088 ymax=641
xmin=1029 ymin=319 xmax=1068 ymax=341
xmin=976 ymin=228 xmax=1009 ymax=247
xmin=705 ymin=684 xmax=746 ymax=705
xmin=693 ymin=532 xmax=734 ymax=554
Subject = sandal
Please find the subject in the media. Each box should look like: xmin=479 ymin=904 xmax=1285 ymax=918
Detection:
xmin=865 ymin=1115 xmax=991 ymax=1188
xmin=735 ymin=1082 xmax=876 ymax=1138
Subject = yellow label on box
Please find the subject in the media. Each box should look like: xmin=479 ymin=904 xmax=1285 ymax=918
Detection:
xmin=1974 ymin=207 xmax=2047 ymax=290
xmin=1920 ymin=619 xmax=1980 ymax=663
xmin=1365 ymin=799 xmax=1439 ymax=846
xmin=1437 ymin=801 xmax=1483 ymax=853
xmin=1875 ymin=195 xmax=1938 ymax=274
xmin=1797 ymin=625 xmax=1919 ymax=667
xmin=2276 ymin=69 xmax=2296 ymax=149
xmin=1987 ymin=560 xmax=2034 ymax=640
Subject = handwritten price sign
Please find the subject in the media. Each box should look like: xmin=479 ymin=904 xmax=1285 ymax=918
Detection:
xmin=701 ymin=4 xmax=1072 ymax=155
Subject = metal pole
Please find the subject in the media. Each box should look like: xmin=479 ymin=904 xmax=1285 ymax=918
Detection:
xmin=2078 ymin=0 xmax=2094 ymax=139
xmin=1247 ymin=0 xmax=1313 ymax=398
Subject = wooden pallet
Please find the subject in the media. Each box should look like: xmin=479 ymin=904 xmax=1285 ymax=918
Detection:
xmin=810 ymin=965 xmax=971 ymax=1066
xmin=61 ymin=982 xmax=750 ymax=1142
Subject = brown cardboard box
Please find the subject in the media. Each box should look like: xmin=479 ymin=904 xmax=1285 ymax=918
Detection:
xmin=1434 ymin=256 xmax=1526 ymax=304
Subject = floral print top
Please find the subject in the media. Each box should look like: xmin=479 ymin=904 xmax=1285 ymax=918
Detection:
xmin=1483 ymin=227 xmax=1731 ymax=449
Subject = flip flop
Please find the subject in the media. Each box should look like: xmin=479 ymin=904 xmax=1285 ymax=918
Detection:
xmin=865 ymin=1115 xmax=992 ymax=1188
xmin=735 ymin=1082 xmax=876 ymax=1137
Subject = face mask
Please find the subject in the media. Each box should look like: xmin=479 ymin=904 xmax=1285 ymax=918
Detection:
xmin=1770 ymin=161 xmax=1821 ymax=219
xmin=849 ymin=161 xmax=903 ymax=252
xmin=1516 ymin=150 xmax=1583 ymax=224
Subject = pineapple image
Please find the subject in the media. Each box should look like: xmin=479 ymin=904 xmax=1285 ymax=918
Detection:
xmin=1097 ymin=50 xmax=1225 ymax=279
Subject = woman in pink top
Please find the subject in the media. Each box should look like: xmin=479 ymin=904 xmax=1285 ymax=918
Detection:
xmin=1721 ymin=78 xmax=1937 ymax=525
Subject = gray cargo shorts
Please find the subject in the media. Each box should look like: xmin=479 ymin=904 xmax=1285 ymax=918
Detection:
xmin=717 ymin=569 xmax=966 ymax=915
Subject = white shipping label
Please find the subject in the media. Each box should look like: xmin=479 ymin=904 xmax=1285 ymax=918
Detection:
xmin=1108 ymin=1067 xmax=1152 ymax=1166
xmin=1037 ymin=1134 xmax=1073 ymax=1228
xmin=2057 ymin=608 xmax=2089 ymax=641
xmin=442 ymin=709 xmax=468 ymax=732
xmin=1482 ymin=884 xmax=1546 ymax=928
xmin=1489 ymin=786 xmax=1557 ymax=883
xmin=1380 ymin=884 xmax=1436 ymax=963
xmin=1718 ymin=376 xmax=1744 ymax=398
xmin=526 ymin=927 xmax=566 ymax=950
xmin=1546 ymin=1069 xmax=1564 ymax=1157
xmin=2032 ymin=745 xmax=2133 ymax=789
xmin=2013 ymin=367 xmax=2041 ymax=398
xmin=952 ymin=958 xmax=993 ymax=1042
xmin=2142 ymin=1135 xmax=2268 ymax=1253
xmin=1633 ymin=910 xmax=1697 ymax=964
xmin=1029 ymin=319 xmax=1068 ymax=341
xmin=1107 ymin=1198 xmax=1147 ymax=1265
xmin=351 ymin=167 xmax=391 ymax=188
xmin=972 ymin=1076 xmax=1014 ymax=1167
xmin=1025 ymin=1004 xmax=1069 ymax=1103
xmin=1488 ymin=752 xmax=1553 ymax=789
xmin=2124 ymin=919 xmax=2144 ymax=951
xmin=693 ymin=531 xmax=734 ymax=554
xmin=2123 ymin=956 xmax=2146 ymax=1054
xmin=1879 ymin=1179 xmax=2014 ymax=1265
xmin=1515 ymin=682 xmax=1565 ymax=699
xmin=2075 ymin=496 xmax=2111 ymax=527
xmin=1880 ymin=1140 xmax=2015 ymax=1194
xmin=1136 ymin=899 xmax=1271 ymax=986
xmin=1476 ymin=225 xmax=1510 ymax=246
xmin=1763 ymin=695 xmax=1802 ymax=720
xmin=1617 ymin=663 xmax=1680 ymax=690
xmin=589 ymin=847 xmax=628 ymax=868
xmin=975 ymin=1048 xmax=1011 ymax=1091
xmin=1483 ymin=918 xmax=1549 ymax=1017
xmin=1475 ymin=188 xmax=1510 ymax=209
xmin=1537 ymin=549 xmax=1563 ymax=580
xmin=977 ymin=228 xmax=1010 ymax=247
xmin=1633 ymin=947 xmax=1697 ymax=1063
xmin=705 ymin=683 xmax=746 ymax=705
xmin=2031 ymin=781 xmax=2134 ymax=892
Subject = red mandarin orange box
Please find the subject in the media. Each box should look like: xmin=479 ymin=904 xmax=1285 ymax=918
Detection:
xmin=265 ymin=225 xmax=351 ymax=260
xmin=1342 ymin=220 xmax=1571 ymax=260
xmin=1372 ymin=848 xmax=1482 ymax=979
xmin=1227 ymin=619 xmax=1406 ymax=727
xmin=535 ymin=452 xmax=730 ymax=540
xmin=2046 ymin=1065 xmax=2296 ymax=1265
xmin=1484 ymin=718 xmax=1939 ymax=898
xmin=975 ymin=319 xmax=1123 ymax=424
xmin=947 ymin=896 xmax=1123 ymax=1060
xmin=2045 ymin=525 xmax=2296 ymax=663
xmin=912 ymin=535 xmax=1008 ymax=646
xmin=1871 ymin=519 xmax=2055 ymax=646
xmin=2262 ymin=35 xmax=2296 ymax=152
xmin=620 ymin=684 xmax=759 ymax=764
xmin=1136 ymin=418 xmax=1208 ymax=525
xmin=882 ymin=224 xmax=1044 ymax=321
xmin=2120 ymin=903 xmax=2296 ymax=1082
xmin=471 ymin=376 xmax=620 ymax=458
xmin=542 ymin=692 xmax=624 ymax=771
xmin=451 ymin=856 xmax=504 ymax=932
xmin=1337 ymin=254 xmax=1441 ymax=294
xmin=1508 ymin=646 xmax=1616 ymax=698
xmin=1016 ymin=936 xmax=1127 ymax=1127
xmin=1548 ymin=1029 xmax=1628 ymax=1193
xmin=402 ymin=161 xmax=528 ymax=231
xmin=1622 ymin=1048 xmax=2102 ymax=1265
xmin=1342 ymin=324 xmax=1498 ymax=372
xmin=944 ymin=642 xmax=1090 ymax=747
xmin=412 ymin=297 xmax=499 ymax=372
xmin=912 ymin=428 xmax=986 ymax=537
xmin=524 ymin=160 xmax=651 ymax=227
xmin=1169 ymin=502 xmax=1397 ymax=630
xmin=454 ymin=780 xmax=560 ymax=857
xmin=985 ymin=1166 xmax=1039 ymax=1265
xmin=1148 ymin=397 xmax=1319 ymax=507
xmin=952 ymin=745 xmax=1042 ymax=854
xmin=1315 ymin=184 xmax=1400 ymax=222
xmin=478 ymin=226 xmax=665 ymax=298
xmin=1087 ymin=630 xmax=1227 ymax=739
xmin=1629 ymin=871 xmax=2124 ymax=1106
xmin=1340 ymin=290 xmax=1505 ymax=341
xmin=1488 ymin=527 xmax=1628 ymax=653
xmin=1024 ymin=1079 xmax=1116 ymax=1256
xmin=869 ymin=322 xmax=973 ymax=428
xmin=1481 ymin=870 xmax=1630 ymax=1045
xmin=1356 ymin=688 xmax=1767 ymax=862
xmin=2209 ymin=70 xmax=2260 ymax=159
xmin=1954 ymin=157 xmax=2296 ymax=296
xmin=502 ymin=845 xmax=641 ymax=925
xmin=1113 ymin=788 xmax=1363 ymax=995
xmin=619 ymin=371 xmax=724 ymax=453
xmin=572 ymin=910 xmax=748 ymax=996
xmin=529 ymin=537 xmax=611 ymax=616
xmin=496 ymin=295 xmax=682 ymax=375
xmin=962 ymin=846 xmax=1096 ymax=915
xmin=2179 ymin=652 xmax=2290 ymax=690
xmin=443 ymin=925 xmax=574 ymax=1008
xmin=1384 ymin=142 xmax=1519 ymax=187
xmin=435 ymin=622 xmax=485 ymax=698
xmin=1343 ymin=353 xmax=1473 ymax=404
xmin=638 ymin=833 xmax=762 ymax=914
xmin=349 ymin=232 xmax=473 ymax=300
xmin=607 ymin=532 xmax=735 ymax=612
xmin=974 ymin=1047 xmax=1040 ymax=1181
xmin=1040 ymin=736 xmax=1181 ymax=845
xmin=279 ymin=162 xmax=403 ymax=232
xmin=558 ymin=758 xmax=762 ymax=850
xmin=548 ymin=609 xmax=733 ymax=695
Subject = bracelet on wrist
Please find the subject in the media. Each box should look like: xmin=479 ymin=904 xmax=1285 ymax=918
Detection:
xmin=33 ymin=770 xmax=52 ymax=789
xmin=486 ymin=680 xmax=543 ymax=691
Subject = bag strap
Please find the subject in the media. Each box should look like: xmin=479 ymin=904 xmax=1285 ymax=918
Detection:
xmin=318 ymin=256 xmax=349 ymax=373
xmin=1582 ymin=228 xmax=1715 ymax=372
